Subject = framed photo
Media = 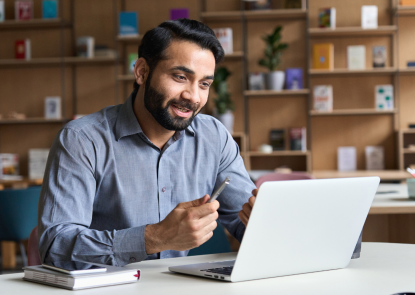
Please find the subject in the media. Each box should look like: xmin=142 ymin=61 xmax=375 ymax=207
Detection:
xmin=45 ymin=96 xmax=62 ymax=119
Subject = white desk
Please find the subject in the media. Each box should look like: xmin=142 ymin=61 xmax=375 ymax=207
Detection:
xmin=371 ymin=183 xmax=415 ymax=214
xmin=2 ymin=243 xmax=415 ymax=294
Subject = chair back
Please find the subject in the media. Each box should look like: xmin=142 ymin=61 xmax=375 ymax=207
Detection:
xmin=0 ymin=186 xmax=41 ymax=241
xmin=28 ymin=226 xmax=41 ymax=266
xmin=255 ymin=172 xmax=314 ymax=188
xmin=188 ymin=221 xmax=231 ymax=256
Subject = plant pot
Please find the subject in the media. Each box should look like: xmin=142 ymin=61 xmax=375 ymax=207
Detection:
xmin=266 ymin=71 xmax=285 ymax=91
xmin=214 ymin=110 xmax=234 ymax=134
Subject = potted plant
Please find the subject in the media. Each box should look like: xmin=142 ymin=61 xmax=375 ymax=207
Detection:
xmin=258 ymin=26 xmax=289 ymax=91
xmin=212 ymin=67 xmax=235 ymax=133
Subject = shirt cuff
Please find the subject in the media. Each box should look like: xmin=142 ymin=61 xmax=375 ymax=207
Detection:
xmin=113 ymin=225 xmax=148 ymax=266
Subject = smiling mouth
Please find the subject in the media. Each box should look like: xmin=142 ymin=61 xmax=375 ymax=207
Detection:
xmin=171 ymin=103 xmax=193 ymax=118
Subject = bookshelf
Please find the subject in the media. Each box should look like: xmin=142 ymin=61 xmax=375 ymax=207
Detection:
xmin=308 ymin=25 xmax=397 ymax=37
xmin=310 ymin=109 xmax=397 ymax=116
xmin=0 ymin=118 xmax=68 ymax=125
xmin=0 ymin=18 xmax=71 ymax=29
xmin=244 ymin=89 xmax=310 ymax=96
xmin=309 ymin=68 xmax=397 ymax=76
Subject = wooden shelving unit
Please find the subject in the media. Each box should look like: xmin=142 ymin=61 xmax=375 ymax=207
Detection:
xmin=244 ymin=89 xmax=309 ymax=97
xmin=248 ymin=150 xmax=310 ymax=157
xmin=0 ymin=18 xmax=71 ymax=29
xmin=398 ymin=130 xmax=415 ymax=170
xmin=0 ymin=118 xmax=68 ymax=124
xmin=309 ymin=68 xmax=397 ymax=76
xmin=0 ymin=56 xmax=117 ymax=67
xmin=399 ymin=68 xmax=415 ymax=74
xmin=312 ymin=170 xmax=409 ymax=181
xmin=310 ymin=109 xmax=397 ymax=116
xmin=116 ymin=35 xmax=142 ymax=43
xmin=200 ymin=9 xmax=307 ymax=21
xmin=308 ymin=26 xmax=397 ymax=37
xmin=396 ymin=6 xmax=415 ymax=15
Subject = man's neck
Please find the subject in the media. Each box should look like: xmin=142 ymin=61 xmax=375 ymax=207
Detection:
xmin=133 ymin=88 xmax=175 ymax=150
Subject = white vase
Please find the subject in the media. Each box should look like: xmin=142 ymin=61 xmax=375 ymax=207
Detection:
xmin=266 ymin=71 xmax=285 ymax=90
xmin=215 ymin=110 xmax=234 ymax=134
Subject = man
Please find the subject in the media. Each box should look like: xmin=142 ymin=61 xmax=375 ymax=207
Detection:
xmin=38 ymin=19 xmax=257 ymax=267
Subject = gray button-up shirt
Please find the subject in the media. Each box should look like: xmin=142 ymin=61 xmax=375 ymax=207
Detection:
xmin=38 ymin=93 xmax=256 ymax=267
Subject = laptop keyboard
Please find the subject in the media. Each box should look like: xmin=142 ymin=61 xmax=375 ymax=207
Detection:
xmin=201 ymin=266 xmax=233 ymax=276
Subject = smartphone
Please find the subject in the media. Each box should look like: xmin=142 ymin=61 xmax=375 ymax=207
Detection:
xmin=42 ymin=261 xmax=107 ymax=275
xmin=207 ymin=176 xmax=231 ymax=203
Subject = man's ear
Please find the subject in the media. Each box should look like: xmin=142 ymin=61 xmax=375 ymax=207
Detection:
xmin=134 ymin=57 xmax=149 ymax=86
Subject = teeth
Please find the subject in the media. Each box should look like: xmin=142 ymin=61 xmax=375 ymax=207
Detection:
xmin=174 ymin=105 xmax=188 ymax=112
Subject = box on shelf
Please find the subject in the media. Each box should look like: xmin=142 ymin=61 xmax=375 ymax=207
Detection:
xmin=372 ymin=46 xmax=386 ymax=68
xmin=285 ymin=68 xmax=303 ymax=90
xmin=119 ymin=11 xmax=138 ymax=36
xmin=347 ymin=45 xmax=366 ymax=70
xmin=312 ymin=43 xmax=334 ymax=70
xmin=243 ymin=0 xmax=271 ymax=10
xmin=128 ymin=53 xmax=139 ymax=74
xmin=29 ymin=149 xmax=49 ymax=179
xmin=170 ymin=8 xmax=188 ymax=20
xmin=42 ymin=0 xmax=58 ymax=19
xmin=212 ymin=28 xmax=233 ymax=55
xmin=45 ymin=96 xmax=62 ymax=119
xmin=0 ymin=154 xmax=19 ymax=177
xmin=375 ymin=85 xmax=394 ymax=110
xmin=318 ymin=7 xmax=336 ymax=29
xmin=313 ymin=85 xmax=333 ymax=112
xmin=0 ymin=0 xmax=5 ymax=22
xmin=289 ymin=127 xmax=307 ymax=152
xmin=408 ymin=61 xmax=415 ymax=67
xmin=15 ymin=39 xmax=31 ymax=60
xmin=248 ymin=72 xmax=265 ymax=90
xmin=77 ymin=36 xmax=94 ymax=58
xmin=337 ymin=147 xmax=357 ymax=172
xmin=365 ymin=146 xmax=384 ymax=170
xmin=361 ymin=5 xmax=378 ymax=29
xmin=15 ymin=0 xmax=33 ymax=20
xmin=270 ymin=129 xmax=285 ymax=151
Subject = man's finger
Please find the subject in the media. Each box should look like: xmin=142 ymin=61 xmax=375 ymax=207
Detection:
xmin=252 ymin=189 xmax=258 ymax=196
xmin=188 ymin=200 xmax=219 ymax=219
xmin=248 ymin=196 xmax=256 ymax=207
xmin=177 ymin=195 xmax=210 ymax=209
xmin=239 ymin=210 xmax=249 ymax=226
xmin=242 ymin=202 xmax=252 ymax=217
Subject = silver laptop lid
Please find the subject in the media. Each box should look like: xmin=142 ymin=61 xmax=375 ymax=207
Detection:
xmin=231 ymin=177 xmax=379 ymax=282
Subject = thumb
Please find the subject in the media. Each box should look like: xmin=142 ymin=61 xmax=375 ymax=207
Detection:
xmin=177 ymin=195 xmax=210 ymax=209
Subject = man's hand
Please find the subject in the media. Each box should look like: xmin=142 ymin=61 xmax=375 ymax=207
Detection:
xmin=145 ymin=195 xmax=219 ymax=255
xmin=238 ymin=189 xmax=258 ymax=227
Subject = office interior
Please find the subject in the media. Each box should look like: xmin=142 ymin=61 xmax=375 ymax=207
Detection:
xmin=1 ymin=0 xmax=415 ymax=275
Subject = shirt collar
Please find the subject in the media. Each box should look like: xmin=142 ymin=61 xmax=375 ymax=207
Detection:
xmin=115 ymin=91 xmax=196 ymax=141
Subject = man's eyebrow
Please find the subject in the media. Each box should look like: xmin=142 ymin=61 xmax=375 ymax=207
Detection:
xmin=170 ymin=66 xmax=214 ymax=80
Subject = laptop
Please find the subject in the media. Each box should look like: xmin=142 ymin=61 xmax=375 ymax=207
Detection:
xmin=169 ymin=177 xmax=380 ymax=282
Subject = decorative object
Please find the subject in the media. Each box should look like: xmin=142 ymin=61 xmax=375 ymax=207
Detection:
xmin=0 ymin=154 xmax=19 ymax=177
xmin=318 ymin=7 xmax=336 ymax=28
xmin=213 ymin=28 xmax=233 ymax=55
xmin=76 ymin=36 xmax=94 ymax=58
xmin=248 ymin=72 xmax=265 ymax=90
xmin=375 ymin=85 xmax=394 ymax=110
xmin=42 ymin=0 xmax=58 ymax=19
xmin=285 ymin=68 xmax=303 ymax=90
xmin=313 ymin=85 xmax=333 ymax=112
xmin=0 ymin=1 xmax=5 ymax=22
xmin=270 ymin=129 xmax=285 ymax=150
xmin=15 ymin=1 xmax=33 ymax=20
xmin=347 ymin=45 xmax=366 ymax=70
xmin=372 ymin=46 xmax=386 ymax=68
xmin=365 ymin=146 xmax=384 ymax=170
xmin=258 ymin=144 xmax=273 ymax=153
xmin=361 ymin=5 xmax=378 ymax=29
xmin=45 ymin=97 xmax=62 ymax=119
xmin=170 ymin=8 xmax=189 ymax=20
xmin=119 ymin=12 xmax=138 ymax=36
xmin=289 ymin=127 xmax=306 ymax=151
xmin=337 ymin=147 xmax=357 ymax=171
xmin=313 ymin=43 xmax=334 ymax=70
xmin=15 ymin=39 xmax=31 ymax=60
xmin=258 ymin=26 xmax=288 ymax=90
xmin=29 ymin=149 xmax=49 ymax=179
xmin=243 ymin=0 xmax=271 ymax=10
xmin=212 ymin=67 xmax=235 ymax=133
xmin=407 ymin=61 xmax=415 ymax=67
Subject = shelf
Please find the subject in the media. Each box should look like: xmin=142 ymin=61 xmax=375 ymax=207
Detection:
xmin=245 ymin=89 xmax=309 ymax=97
xmin=116 ymin=35 xmax=142 ymax=43
xmin=309 ymin=26 xmax=397 ymax=37
xmin=248 ymin=151 xmax=310 ymax=157
xmin=401 ymin=129 xmax=415 ymax=134
xmin=312 ymin=170 xmax=410 ymax=181
xmin=0 ymin=118 xmax=68 ymax=124
xmin=403 ymin=149 xmax=415 ymax=154
xmin=0 ymin=56 xmax=117 ymax=67
xmin=231 ymin=132 xmax=246 ymax=138
xmin=223 ymin=51 xmax=244 ymax=59
xmin=0 ymin=18 xmax=71 ymax=30
xmin=309 ymin=67 xmax=397 ymax=76
xmin=399 ymin=67 xmax=415 ymax=74
xmin=310 ymin=109 xmax=397 ymax=116
xmin=396 ymin=6 xmax=415 ymax=15
xmin=201 ymin=9 xmax=306 ymax=21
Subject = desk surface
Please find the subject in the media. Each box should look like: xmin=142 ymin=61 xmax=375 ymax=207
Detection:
xmin=371 ymin=183 xmax=415 ymax=214
xmin=2 ymin=243 xmax=415 ymax=295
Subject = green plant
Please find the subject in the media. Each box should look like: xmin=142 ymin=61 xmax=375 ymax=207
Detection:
xmin=212 ymin=67 xmax=235 ymax=114
xmin=258 ymin=26 xmax=289 ymax=72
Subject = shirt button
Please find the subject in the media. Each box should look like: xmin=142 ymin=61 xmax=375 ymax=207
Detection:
xmin=162 ymin=187 xmax=166 ymax=192
xmin=129 ymin=257 xmax=136 ymax=263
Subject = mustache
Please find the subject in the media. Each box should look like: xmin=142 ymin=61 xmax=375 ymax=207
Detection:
xmin=167 ymin=99 xmax=199 ymax=112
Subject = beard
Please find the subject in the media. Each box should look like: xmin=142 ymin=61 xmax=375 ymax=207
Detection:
xmin=144 ymin=76 xmax=201 ymax=131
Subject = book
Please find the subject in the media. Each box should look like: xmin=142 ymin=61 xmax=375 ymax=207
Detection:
xmin=0 ymin=153 xmax=19 ymax=177
xmin=45 ymin=96 xmax=62 ymax=118
xmin=347 ymin=45 xmax=366 ymax=70
xmin=15 ymin=1 xmax=33 ymax=20
xmin=372 ymin=46 xmax=386 ymax=68
xmin=337 ymin=147 xmax=357 ymax=171
xmin=128 ymin=53 xmax=138 ymax=74
xmin=285 ymin=68 xmax=303 ymax=90
xmin=76 ymin=36 xmax=94 ymax=58
xmin=119 ymin=12 xmax=138 ymax=36
xmin=375 ymin=85 xmax=394 ymax=110
xmin=29 ymin=149 xmax=49 ymax=179
xmin=407 ymin=61 xmax=415 ymax=67
xmin=170 ymin=8 xmax=189 ymax=20
xmin=270 ymin=129 xmax=285 ymax=151
xmin=15 ymin=39 xmax=31 ymax=60
xmin=361 ymin=5 xmax=378 ymax=29
xmin=289 ymin=127 xmax=307 ymax=152
xmin=248 ymin=72 xmax=265 ymax=90
xmin=42 ymin=0 xmax=58 ymax=19
xmin=23 ymin=264 xmax=140 ymax=290
xmin=313 ymin=85 xmax=333 ymax=112
xmin=213 ymin=28 xmax=233 ymax=55
xmin=312 ymin=43 xmax=334 ymax=70
xmin=0 ymin=1 xmax=4 ymax=22
xmin=365 ymin=146 xmax=384 ymax=170
xmin=318 ymin=7 xmax=336 ymax=29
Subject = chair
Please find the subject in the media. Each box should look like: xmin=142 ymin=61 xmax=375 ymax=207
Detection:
xmin=28 ymin=226 xmax=41 ymax=266
xmin=255 ymin=172 xmax=314 ymax=188
xmin=0 ymin=186 xmax=42 ymax=267
xmin=188 ymin=221 xmax=232 ymax=256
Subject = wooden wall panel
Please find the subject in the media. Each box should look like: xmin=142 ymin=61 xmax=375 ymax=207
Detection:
xmin=399 ymin=75 xmax=415 ymax=129
xmin=248 ymin=97 xmax=308 ymax=151
xmin=308 ymin=0 xmax=392 ymax=28
xmin=397 ymin=16 xmax=415 ymax=69
xmin=311 ymin=115 xmax=396 ymax=170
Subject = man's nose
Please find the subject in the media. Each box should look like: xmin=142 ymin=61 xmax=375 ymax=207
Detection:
xmin=182 ymin=83 xmax=200 ymax=105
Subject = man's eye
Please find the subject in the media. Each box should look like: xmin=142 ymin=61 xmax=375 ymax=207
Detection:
xmin=202 ymin=82 xmax=211 ymax=87
xmin=175 ymin=75 xmax=186 ymax=80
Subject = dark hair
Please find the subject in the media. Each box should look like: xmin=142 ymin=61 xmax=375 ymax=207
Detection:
xmin=134 ymin=18 xmax=224 ymax=90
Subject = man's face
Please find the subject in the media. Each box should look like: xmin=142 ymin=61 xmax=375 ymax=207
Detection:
xmin=144 ymin=40 xmax=216 ymax=131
